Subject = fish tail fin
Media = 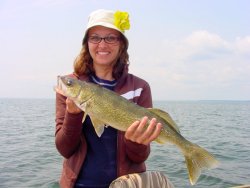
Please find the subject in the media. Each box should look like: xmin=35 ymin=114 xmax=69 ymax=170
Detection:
xmin=184 ymin=144 xmax=219 ymax=185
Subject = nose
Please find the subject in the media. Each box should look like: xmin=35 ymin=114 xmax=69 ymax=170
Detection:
xmin=98 ymin=39 xmax=108 ymax=47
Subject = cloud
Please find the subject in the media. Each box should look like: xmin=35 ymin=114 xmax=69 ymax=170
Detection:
xmin=130 ymin=30 xmax=250 ymax=100
xmin=235 ymin=36 xmax=250 ymax=54
xmin=166 ymin=30 xmax=232 ymax=62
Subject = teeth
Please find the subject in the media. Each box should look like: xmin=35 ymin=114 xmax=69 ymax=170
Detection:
xmin=97 ymin=52 xmax=109 ymax=55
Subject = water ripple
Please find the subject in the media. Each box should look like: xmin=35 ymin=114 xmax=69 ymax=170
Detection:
xmin=0 ymin=99 xmax=249 ymax=187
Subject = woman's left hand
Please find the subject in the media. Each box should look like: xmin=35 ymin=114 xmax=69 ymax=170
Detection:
xmin=125 ymin=116 xmax=162 ymax=146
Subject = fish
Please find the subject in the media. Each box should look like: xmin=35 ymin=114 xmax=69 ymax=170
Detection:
xmin=55 ymin=75 xmax=219 ymax=185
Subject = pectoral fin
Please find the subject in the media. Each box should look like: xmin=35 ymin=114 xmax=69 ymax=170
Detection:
xmin=148 ymin=108 xmax=180 ymax=133
xmin=76 ymin=101 xmax=88 ymax=123
xmin=78 ymin=100 xmax=106 ymax=137
xmin=90 ymin=115 xmax=106 ymax=137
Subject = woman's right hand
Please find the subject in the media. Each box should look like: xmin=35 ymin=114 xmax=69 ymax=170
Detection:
xmin=66 ymin=98 xmax=82 ymax=114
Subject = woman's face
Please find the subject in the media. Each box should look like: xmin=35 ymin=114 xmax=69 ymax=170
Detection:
xmin=87 ymin=26 xmax=121 ymax=69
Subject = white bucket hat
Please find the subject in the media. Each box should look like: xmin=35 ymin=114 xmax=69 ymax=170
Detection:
xmin=83 ymin=9 xmax=130 ymax=42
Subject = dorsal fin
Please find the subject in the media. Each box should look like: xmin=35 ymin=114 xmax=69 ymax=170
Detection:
xmin=148 ymin=108 xmax=180 ymax=133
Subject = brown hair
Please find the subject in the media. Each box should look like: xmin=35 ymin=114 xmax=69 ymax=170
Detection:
xmin=74 ymin=33 xmax=129 ymax=80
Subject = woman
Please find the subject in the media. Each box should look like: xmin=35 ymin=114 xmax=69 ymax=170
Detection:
xmin=55 ymin=9 xmax=162 ymax=188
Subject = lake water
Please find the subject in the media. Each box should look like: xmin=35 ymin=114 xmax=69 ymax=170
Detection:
xmin=0 ymin=99 xmax=249 ymax=188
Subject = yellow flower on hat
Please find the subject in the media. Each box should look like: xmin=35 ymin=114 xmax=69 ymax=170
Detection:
xmin=114 ymin=11 xmax=130 ymax=32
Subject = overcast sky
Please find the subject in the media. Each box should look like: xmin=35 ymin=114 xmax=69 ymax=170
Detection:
xmin=0 ymin=0 xmax=249 ymax=100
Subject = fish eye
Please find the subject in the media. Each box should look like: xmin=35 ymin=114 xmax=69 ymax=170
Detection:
xmin=66 ymin=79 xmax=73 ymax=86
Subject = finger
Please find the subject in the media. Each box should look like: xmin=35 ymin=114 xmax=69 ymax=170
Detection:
xmin=145 ymin=123 xmax=162 ymax=145
xmin=66 ymin=98 xmax=82 ymax=114
xmin=135 ymin=116 xmax=149 ymax=135
xmin=125 ymin=120 xmax=140 ymax=141
xmin=136 ymin=118 xmax=157 ymax=144
xmin=66 ymin=98 xmax=74 ymax=107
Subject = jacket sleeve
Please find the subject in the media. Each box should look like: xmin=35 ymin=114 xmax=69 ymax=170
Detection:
xmin=55 ymin=92 xmax=85 ymax=158
xmin=124 ymin=81 xmax=152 ymax=162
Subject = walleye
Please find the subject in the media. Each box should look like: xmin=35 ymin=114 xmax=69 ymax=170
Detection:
xmin=55 ymin=75 xmax=219 ymax=185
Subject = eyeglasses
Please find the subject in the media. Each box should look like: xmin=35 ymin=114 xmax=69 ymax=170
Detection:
xmin=88 ymin=34 xmax=120 ymax=44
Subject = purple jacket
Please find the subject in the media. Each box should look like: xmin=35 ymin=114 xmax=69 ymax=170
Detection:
xmin=55 ymin=70 xmax=153 ymax=188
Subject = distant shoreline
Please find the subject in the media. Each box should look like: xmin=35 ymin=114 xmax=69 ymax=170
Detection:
xmin=0 ymin=98 xmax=249 ymax=102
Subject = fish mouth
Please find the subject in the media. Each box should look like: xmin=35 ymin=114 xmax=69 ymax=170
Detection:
xmin=54 ymin=76 xmax=66 ymax=96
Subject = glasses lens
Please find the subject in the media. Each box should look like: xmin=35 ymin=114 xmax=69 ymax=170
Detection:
xmin=88 ymin=36 xmax=101 ymax=43
xmin=105 ymin=36 xmax=119 ymax=44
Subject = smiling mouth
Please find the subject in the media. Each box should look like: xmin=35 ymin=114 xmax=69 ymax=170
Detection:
xmin=97 ymin=51 xmax=110 ymax=55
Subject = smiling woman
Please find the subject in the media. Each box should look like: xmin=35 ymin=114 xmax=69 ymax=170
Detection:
xmin=54 ymin=9 xmax=164 ymax=188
